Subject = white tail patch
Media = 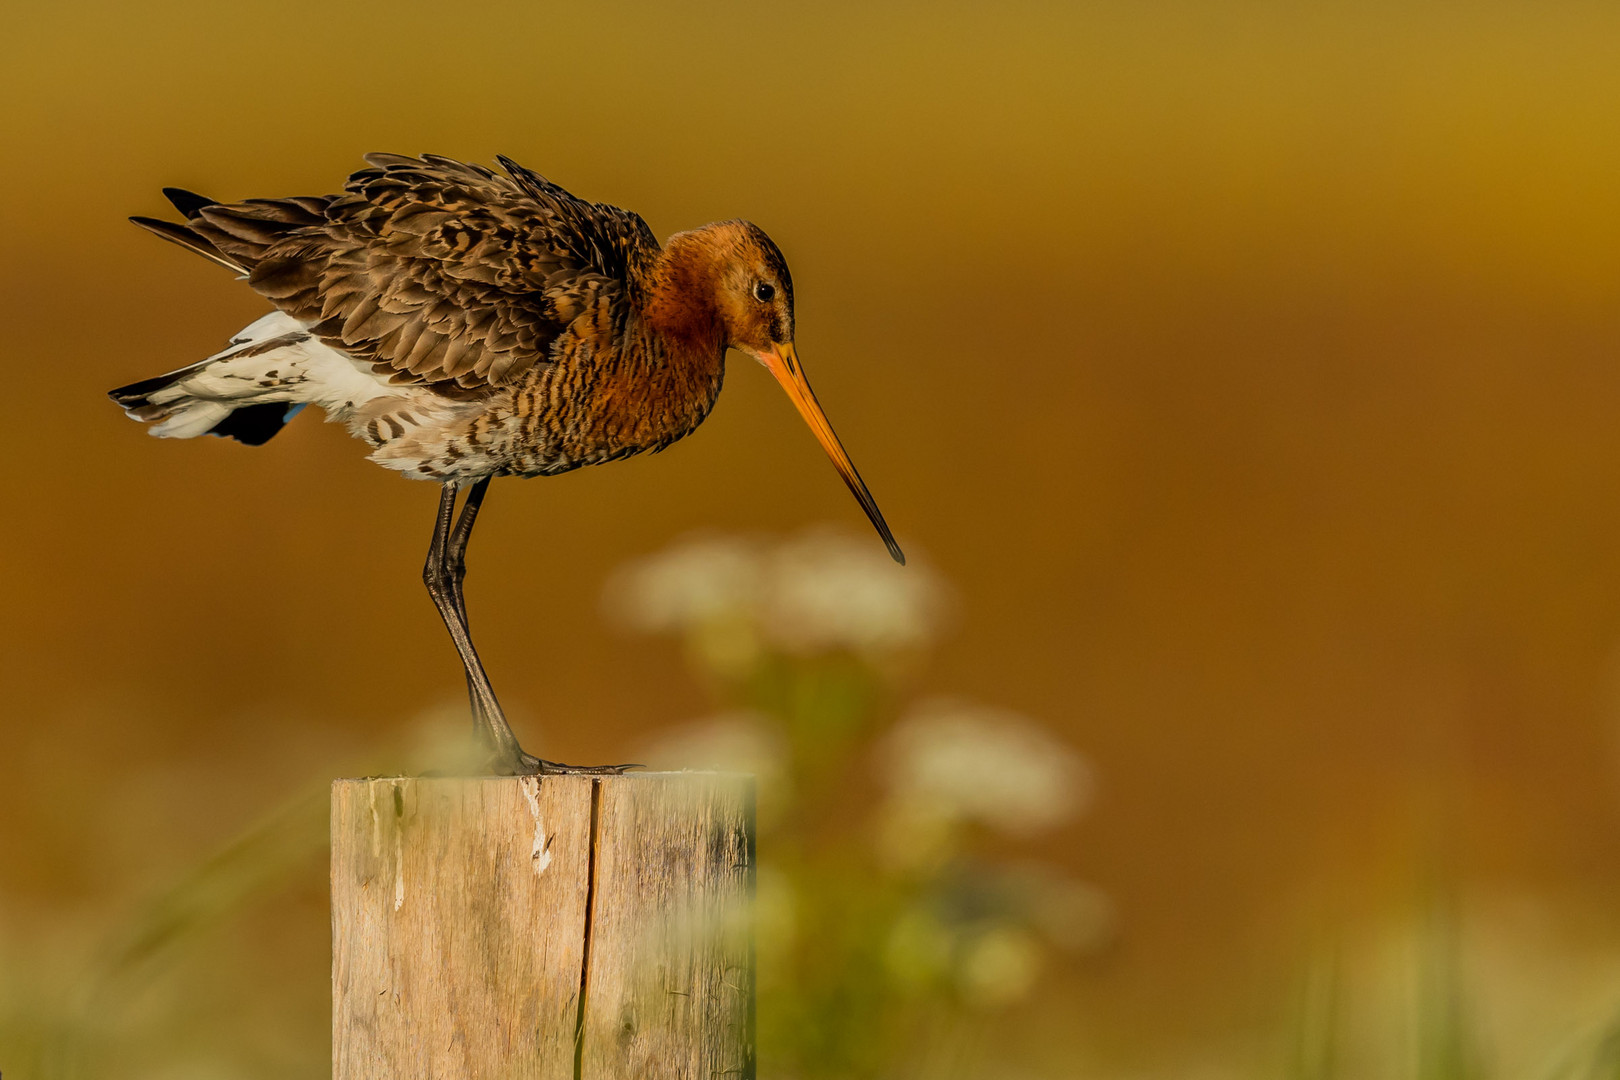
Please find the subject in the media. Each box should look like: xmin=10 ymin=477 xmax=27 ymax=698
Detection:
xmin=117 ymin=308 xmax=498 ymax=480
xmin=151 ymin=400 xmax=232 ymax=439
xmin=125 ymin=310 xmax=408 ymax=439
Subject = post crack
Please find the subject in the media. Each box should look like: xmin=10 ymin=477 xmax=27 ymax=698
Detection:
xmin=573 ymin=777 xmax=604 ymax=1080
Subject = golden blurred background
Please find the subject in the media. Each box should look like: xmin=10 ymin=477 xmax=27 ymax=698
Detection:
xmin=7 ymin=0 xmax=1620 ymax=1076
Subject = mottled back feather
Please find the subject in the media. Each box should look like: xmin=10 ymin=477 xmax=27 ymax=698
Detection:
xmin=163 ymin=153 xmax=661 ymax=392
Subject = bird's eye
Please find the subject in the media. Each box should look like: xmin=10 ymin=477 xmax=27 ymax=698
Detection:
xmin=753 ymin=282 xmax=775 ymax=302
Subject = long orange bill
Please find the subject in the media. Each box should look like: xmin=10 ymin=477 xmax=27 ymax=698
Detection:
xmin=761 ymin=342 xmax=906 ymax=565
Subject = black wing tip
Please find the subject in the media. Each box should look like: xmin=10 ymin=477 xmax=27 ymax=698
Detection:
xmin=162 ymin=186 xmax=216 ymax=218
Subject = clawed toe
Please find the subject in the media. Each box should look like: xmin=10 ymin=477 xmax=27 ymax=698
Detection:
xmin=524 ymin=756 xmax=642 ymax=776
xmin=470 ymin=750 xmax=642 ymax=776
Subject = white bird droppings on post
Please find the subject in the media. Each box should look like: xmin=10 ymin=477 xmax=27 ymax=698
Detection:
xmin=368 ymin=784 xmax=382 ymax=860
xmin=392 ymin=826 xmax=405 ymax=911
xmin=391 ymin=781 xmax=406 ymax=911
xmin=520 ymin=776 xmax=552 ymax=875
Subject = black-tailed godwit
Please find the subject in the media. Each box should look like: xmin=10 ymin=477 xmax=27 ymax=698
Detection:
xmin=111 ymin=153 xmax=902 ymax=774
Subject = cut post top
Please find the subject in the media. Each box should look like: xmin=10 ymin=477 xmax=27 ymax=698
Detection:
xmin=331 ymin=771 xmax=756 ymax=1080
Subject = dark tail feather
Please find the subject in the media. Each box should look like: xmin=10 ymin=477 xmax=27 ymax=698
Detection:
xmin=138 ymin=187 xmax=332 ymax=273
xmin=109 ymin=366 xmax=200 ymax=409
xmin=203 ymin=402 xmax=306 ymax=446
xmin=163 ymin=187 xmax=217 ymax=218
xmin=129 ymin=216 xmax=247 ymax=275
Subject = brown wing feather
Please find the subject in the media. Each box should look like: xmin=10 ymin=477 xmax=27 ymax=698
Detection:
xmin=167 ymin=154 xmax=661 ymax=391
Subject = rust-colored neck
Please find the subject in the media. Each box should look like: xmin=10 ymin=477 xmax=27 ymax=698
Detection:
xmin=640 ymin=229 xmax=730 ymax=357
xmin=547 ymin=229 xmax=732 ymax=458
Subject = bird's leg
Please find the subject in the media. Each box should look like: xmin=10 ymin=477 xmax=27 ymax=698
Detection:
xmin=443 ymin=475 xmax=487 ymax=631
xmin=423 ymin=481 xmax=524 ymax=770
xmin=423 ymin=480 xmax=636 ymax=777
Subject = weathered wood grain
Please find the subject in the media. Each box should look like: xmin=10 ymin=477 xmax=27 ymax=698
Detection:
xmin=579 ymin=773 xmax=755 ymax=1080
xmin=331 ymin=773 xmax=754 ymax=1080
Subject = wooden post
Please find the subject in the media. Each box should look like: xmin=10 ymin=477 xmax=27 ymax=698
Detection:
xmin=331 ymin=773 xmax=754 ymax=1080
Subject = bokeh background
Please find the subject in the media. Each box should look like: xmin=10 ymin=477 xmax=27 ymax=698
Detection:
xmin=7 ymin=1 xmax=1620 ymax=1076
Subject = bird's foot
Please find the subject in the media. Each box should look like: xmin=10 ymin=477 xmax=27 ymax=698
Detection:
xmin=533 ymin=759 xmax=643 ymax=776
xmin=494 ymin=750 xmax=642 ymax=776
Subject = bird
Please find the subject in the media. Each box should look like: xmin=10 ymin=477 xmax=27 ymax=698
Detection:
xmin=109 ymin=152 xmax=904 ymax=776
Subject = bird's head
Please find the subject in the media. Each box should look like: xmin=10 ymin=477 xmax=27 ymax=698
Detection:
xmin=709 ymin=220 xmax=796 ymax=357
xmin=657 ymin=221 xmax=905 ymax=565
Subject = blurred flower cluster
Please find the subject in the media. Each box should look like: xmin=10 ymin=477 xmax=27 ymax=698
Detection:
xmin=614 ymin=528 xmax=1109 ymax=1078
xmin=605 ymin=528 xmax=949 ymax=675
xmin=16 ymin=528 xmax=1620 ymax=1080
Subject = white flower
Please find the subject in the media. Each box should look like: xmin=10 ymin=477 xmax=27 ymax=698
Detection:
xmin=761 ymin=528 xmax=949 ymax=655
xmin=605 ymin=528 xmax=948 ymax=660
xmin=602 ymin=532 xmax=763 ymax=633
xmin=878 ymin=699 xmax=1093 ymax=838
xmin=602 ymin=533 xmax=772 ymax=674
